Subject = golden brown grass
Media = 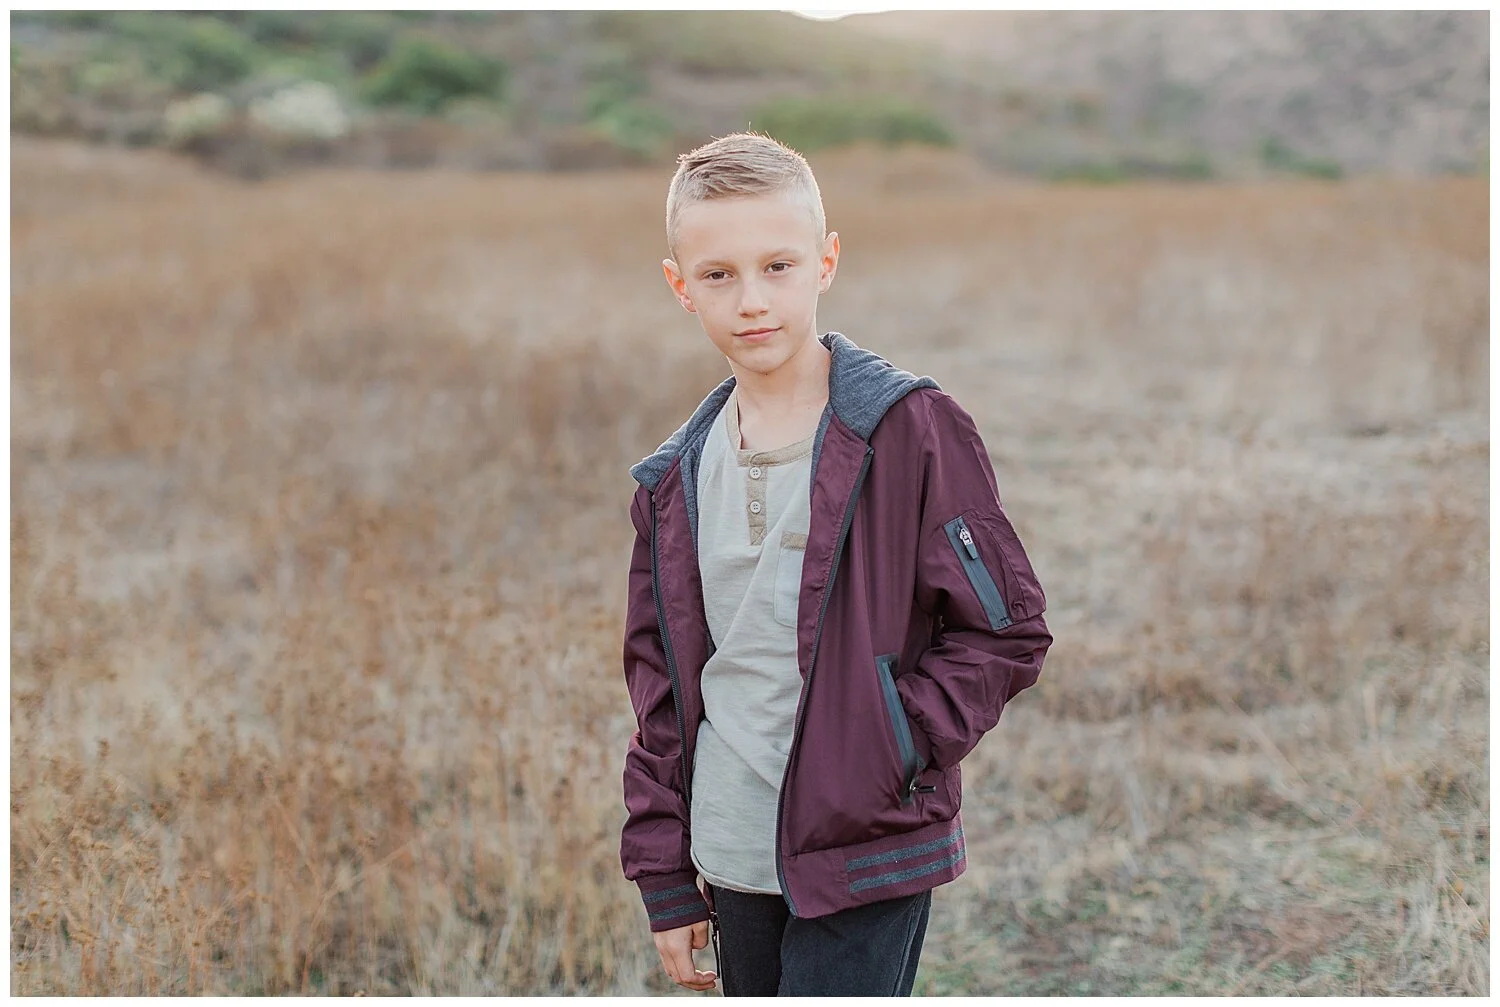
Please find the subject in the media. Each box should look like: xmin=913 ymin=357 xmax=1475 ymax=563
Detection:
xmin=10 ymin=137 xmax=1487 ymax=994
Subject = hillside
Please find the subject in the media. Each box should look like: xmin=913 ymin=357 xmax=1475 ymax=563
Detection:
xmin=852 ymin=10 xmax=1489 ymax=177
xmin=9 ymin=11 xmax=1489 ymax=179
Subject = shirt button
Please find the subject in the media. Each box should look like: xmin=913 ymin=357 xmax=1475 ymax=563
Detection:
xmin=749 ymin=466 xmax=762 ymax=479
xmin=749 ymin=501 xmax=762 ymax=515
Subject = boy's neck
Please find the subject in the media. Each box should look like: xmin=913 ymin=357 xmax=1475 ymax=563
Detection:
xmin=731 ymin=334 xmax=831 ymax=411
xmin=729 ymin=334 xmax=832 ymax=451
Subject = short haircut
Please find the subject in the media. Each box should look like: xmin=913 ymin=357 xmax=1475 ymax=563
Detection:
xmin=665 ymin=131 xmax=826 ymax=257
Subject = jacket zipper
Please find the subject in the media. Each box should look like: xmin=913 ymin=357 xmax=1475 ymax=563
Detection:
xmin=774 ymin=443 xmax=875 ymax=915
xmin=944 ymin=514 xmax=1012 ymax=630
xmin=650 ymin=496 xmax=692 ymax=804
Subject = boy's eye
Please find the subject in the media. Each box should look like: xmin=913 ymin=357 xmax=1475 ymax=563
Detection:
xmin=702 ymin=262 xmax=789 ymax=281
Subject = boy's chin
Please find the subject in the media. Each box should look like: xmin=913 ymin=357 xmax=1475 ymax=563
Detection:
xmin=727 ymin=346 xmax=788 ymax=374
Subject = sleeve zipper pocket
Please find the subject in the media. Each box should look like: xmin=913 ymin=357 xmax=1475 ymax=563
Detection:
xmin=942 ymin=514 xmax=1012 ymax=630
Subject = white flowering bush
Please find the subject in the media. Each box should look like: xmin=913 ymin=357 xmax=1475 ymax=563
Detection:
xmin=161 ymin=92 xmax=231 ymax=146
xmin=247 ymin=80 xmax=349 ymax=141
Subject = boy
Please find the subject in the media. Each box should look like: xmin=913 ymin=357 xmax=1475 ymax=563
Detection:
xmin=619 ymin=132 xmax=1051 ymax=996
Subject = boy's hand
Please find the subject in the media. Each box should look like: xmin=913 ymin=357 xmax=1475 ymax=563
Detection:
xmin=653 ymin=920 xmax=717 ymax=992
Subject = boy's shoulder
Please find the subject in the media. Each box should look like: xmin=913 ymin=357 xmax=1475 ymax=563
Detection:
xmin=629 ymin=371 xmax=737 ymax=491
xmin=880 ymin=383 xmax=980 ymax=435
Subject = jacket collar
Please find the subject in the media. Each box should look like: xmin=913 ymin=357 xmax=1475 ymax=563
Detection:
xmin=629 ymin=331 xmax=940 ymax=492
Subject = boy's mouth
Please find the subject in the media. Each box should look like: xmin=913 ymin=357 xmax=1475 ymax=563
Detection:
xmin=735 ymin=327 xmax=779 ymax=340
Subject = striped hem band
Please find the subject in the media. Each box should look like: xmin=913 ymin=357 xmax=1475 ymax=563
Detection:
xmin=846 ymin=824 xmax=966 ymax=895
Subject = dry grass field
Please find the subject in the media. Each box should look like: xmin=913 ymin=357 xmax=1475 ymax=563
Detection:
xmin=10 ymin=136 xmax=1488 ymax=995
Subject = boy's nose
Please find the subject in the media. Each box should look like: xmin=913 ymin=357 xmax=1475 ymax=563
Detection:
xmin=738 ymin=280 xmax=769 ymax=315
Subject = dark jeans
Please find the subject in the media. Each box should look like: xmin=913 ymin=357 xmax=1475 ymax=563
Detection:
xmin=706 ymin=883 xmax=931 ymax=996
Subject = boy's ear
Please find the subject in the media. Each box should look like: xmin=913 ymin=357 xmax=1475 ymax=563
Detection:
xmin=819 ymin=232 xmax=840 ymax=293
xmin=662 ymin=258 xmax=696 ymax=314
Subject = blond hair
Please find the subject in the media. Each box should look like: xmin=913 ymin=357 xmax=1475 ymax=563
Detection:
xmin=665 ymin=131 xmax=826 ymax=256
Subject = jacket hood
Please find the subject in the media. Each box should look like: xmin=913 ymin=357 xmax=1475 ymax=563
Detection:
xmin=630 ymin=331 xmax=941 ymax=493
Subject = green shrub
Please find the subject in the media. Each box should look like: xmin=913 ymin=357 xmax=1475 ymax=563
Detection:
xmin=11 ymin=51 xmax=78 ymax=135
xmin=315 ymin=13 xmax=400 ymax=73
xmin=602 ymin=11 xmax=807 ymax=78
xmin=14 ymin=11 xmax=113 ymax=31
xmin=1130 ymin=150 xmax=1214 ymax=181
xmin=748 ymin=96 xmax=954 ymax=152
xmin=360 ymin=35 xmax=506 ymax=114
xmin=174 ymin=20 xmax=260 ymax=91
xmin=177 ymin=12 xmax=396 ymax=74
xmin=87 ymin=13 xmax=264 ymax=93
xmin=73 ymin=53 xmax=171 ymax=109
xmin=1064 ymin=92 xmax=1103 ymax=129
xmin=1046 ymin=151 xmax=1215 ymax=184
xmin=1260 ymin=136 xmax=1343 ymax=180
xmin=581 ymin=45 xmax=649 ymax=121
xmin=149 ymin=16 xmax=263 ymax=92
xmin=603 ymin=10 xmax=918 ymax=85
xmin=1143 ymin=80 xmax=1205 ymax=134
xmin=1045 ymin=161 xmax=1130 ymax=185
xmin=591 ymin=101 xmax=675 ymax=160
xmin=235 ymin=10 xmax=323 ymax=49
xmin=256 ymin=50 xmax=350 ymax=90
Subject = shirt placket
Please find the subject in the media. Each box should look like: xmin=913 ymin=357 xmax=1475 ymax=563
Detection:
xmin=746 ymin=459 xmax=768 ymax=546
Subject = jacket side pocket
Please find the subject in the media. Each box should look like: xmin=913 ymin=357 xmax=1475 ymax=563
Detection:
xmin=942 ymin=514 xmax=1012 ymax=630
xmin=875 ymin=653 xmax=926 ymax=805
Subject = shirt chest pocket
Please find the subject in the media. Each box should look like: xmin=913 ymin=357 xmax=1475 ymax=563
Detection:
xmin=772 ymin=530 xmax=808 ymax=629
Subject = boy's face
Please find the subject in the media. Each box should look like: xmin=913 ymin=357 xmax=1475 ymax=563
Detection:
xmin=662 ymin=191 xmax=839 ymax=377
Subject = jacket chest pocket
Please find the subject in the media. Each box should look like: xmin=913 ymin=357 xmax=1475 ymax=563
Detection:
xmin=772 ymin=530 xmax=807 ymax=628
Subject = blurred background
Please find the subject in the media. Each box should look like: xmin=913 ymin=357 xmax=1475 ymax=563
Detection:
xmin=8 ymin=10 xmax=1490 ymax=178
xmin=9 ymin=9 xmax=1489 ymax=996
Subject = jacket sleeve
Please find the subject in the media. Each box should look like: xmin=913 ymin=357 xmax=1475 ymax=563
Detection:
xmin=895 ymin=392 xmax=1052 ymax=772
xmin=619 ymin=484 xmax=712 ymax=932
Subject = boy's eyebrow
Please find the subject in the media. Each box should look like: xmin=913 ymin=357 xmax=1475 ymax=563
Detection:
xmin=691 ymin=248 xmax=803 ymax=272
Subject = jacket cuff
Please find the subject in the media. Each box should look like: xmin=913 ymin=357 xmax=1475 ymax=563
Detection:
xmin=638 ymin=870 xmax=711 ymax=932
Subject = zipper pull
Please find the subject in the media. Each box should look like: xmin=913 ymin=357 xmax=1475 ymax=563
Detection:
xmin=957 ymin=521 xmax=979 ymax=560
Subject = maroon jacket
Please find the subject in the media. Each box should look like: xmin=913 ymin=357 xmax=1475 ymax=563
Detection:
xmin=620 ymin=331 xmax=1051 ymax=932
